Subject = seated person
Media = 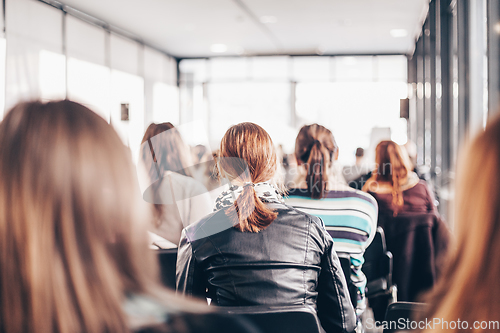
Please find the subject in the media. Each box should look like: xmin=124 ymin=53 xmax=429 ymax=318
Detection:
xmin=0 ymin=101 xmax=257 ymax=333
xmin=286 ymin=124 xmax=377 ymax=325
xmin=176 ymin=122 xmax=356 ymax=333
xmin=139 ymin=123 xmax=213 ymax=245
xmin=418 ymin=115 xmax=500 ymax=332
xmin=362 ymin=140 xmax=436 ymax=218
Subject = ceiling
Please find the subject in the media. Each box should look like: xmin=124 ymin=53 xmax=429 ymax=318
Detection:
xmin=57 ymin=0 xmax=430 ymax=58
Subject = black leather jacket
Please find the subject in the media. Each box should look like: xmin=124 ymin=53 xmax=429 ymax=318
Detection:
xmin=176 ymin=203 xmax=356 ymax=333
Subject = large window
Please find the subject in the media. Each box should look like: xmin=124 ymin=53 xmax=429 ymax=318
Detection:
xmin=2 ymin=0 xmax=177 ymax=164
xmin=180 ymin=55 xmax=408 ymax=165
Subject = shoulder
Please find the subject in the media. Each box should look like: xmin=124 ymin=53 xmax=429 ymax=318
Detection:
xmin=166 ymin=172 xmax=208 ymax=196
xmin=334 ymin=189 xmax=378 ymax=208
xmin=273 ymin=202 xmax=325 ymax=228
xmin=272 ymin=203 xmax=332 ymax=240
xmin=182 ymin=209 xmax=233 ymax=243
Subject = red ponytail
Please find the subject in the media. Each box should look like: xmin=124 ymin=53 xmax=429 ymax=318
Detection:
xmin=219 ymin=123 xmax=279 ymax=233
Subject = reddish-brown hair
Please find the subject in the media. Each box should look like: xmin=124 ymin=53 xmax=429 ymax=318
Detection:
xmin=419 ymin=115 xmax=500 ymax=332
xmin=294 ymin=124 xmax=338 ymax=199
xmin=218 ymin=123 xmax=278 ymax=232
xmin=364 ymin=140 xmax=410 ymax=216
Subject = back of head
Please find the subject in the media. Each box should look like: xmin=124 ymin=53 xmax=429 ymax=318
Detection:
xmin=140 ymin=122 xmax=193 ymax=225
xmin=140 ymin=122 xmax=192 ymax=179
xmin=218 ymin=122 xmax=278 ymax=232
xmin=370 ymin=140 xmax=410 ymax=215
xmin=294 ymin=124 xmax=338 ymax=199
xmin=355 ymin=147 xmax=364 ymax=158
xmin=0 ymin=101 xmax=157 ymax=333
xmin=420 ymin=115 xmax=500 ymax=332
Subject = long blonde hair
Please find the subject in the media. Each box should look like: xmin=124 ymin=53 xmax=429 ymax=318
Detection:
xmin=0 ymin=101 xmax=195 ymax=333
xmin=420 ymin=115 xmax=500 ymax=332
xmin=363 ymin=140 xmax=411 ymax=216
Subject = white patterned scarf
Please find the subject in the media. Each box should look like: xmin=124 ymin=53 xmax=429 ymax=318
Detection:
xmin=214 ymin=182 xmax=284 ymax=211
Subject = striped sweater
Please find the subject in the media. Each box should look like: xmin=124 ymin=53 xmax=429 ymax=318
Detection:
xmin=285 ymin=187 xmax=378 ymax=316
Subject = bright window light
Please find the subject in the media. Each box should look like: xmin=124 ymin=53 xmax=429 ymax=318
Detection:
xmin=210 ymin=44 xmax=227 ymax=53
xmin=390 ymin=29 xmax=408 ymax=38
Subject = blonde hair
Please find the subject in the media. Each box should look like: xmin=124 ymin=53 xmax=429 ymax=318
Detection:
xmin=218 ymin=122 xmax=278 ymax=233
xmin=0 ymin=101 xmax=198 ymax=333
xmin=420 ymin=115 xmax=500 ymax=332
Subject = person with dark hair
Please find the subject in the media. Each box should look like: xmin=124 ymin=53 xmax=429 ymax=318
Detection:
xmin=139 ymin=122 xmax=212 ymax=245
xmin=176 ymin=122 xmax=356 ymax=333
xmin=362 ymin=140 xmax=436 ymax=217
xmin=286 ymin=124 xmax=377 ymax=326
xmin=0 ymin=100 xmax=258 ymax=333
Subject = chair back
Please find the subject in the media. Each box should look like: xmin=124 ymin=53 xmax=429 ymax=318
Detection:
xmin=381 ymin=212 xmax=450 ymax=302
xmin=363 ymin=227 xmax=393 ymax=297
xmin=383 ymin=301 xmax=427 ymax=333
xmin=218 ymin=305 xmax=324 ymax=333
xmin=157 ymin=248 xmax=178 ymax=289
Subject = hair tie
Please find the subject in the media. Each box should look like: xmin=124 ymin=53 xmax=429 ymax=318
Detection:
xmin=243 ymin=182 xmax=254 ymax=188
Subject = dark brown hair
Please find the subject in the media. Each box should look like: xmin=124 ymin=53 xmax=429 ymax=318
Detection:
xmin=294 ymin=124 xmax=338 ymax=199
xmin=363 ymin=140 xmax=410 ymax=216
xmin=419 ymin=115 xmax=500 ymax=333
xmin=218 ymin=123 xmax=278 ymax=232
xmin=140 ymin=122 xmax=193 ymax=224
xmin=0 ymin=101 xmax=199 ymax=333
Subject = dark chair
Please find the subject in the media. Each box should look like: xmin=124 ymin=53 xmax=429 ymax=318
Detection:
xmin=156 ymin=248 xmax=178 ymax=290
xmin=339 ymin=257 xmax=359 ymax=311
xmin=380 ymin=212 xmax=450 ymax=302
xmin=383 ymin=302 xmax=427 ymax=333
xmin=217 ymin=305 xmax=324 ymax=333
xmin=362 ymin=227 xmax=397 ymax=321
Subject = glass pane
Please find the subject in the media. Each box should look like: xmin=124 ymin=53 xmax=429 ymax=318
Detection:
xmin=207 ymin=82 xmax=294 ymax=151
xmin=296 ymin=81 xmax=408 ymax=165
xmin=39 ymin=50 xmax=66 ymax=101
xmin=153 ymin=82 xmax=179 ymax=125
xmin=376 ymin=56 xmax=408 ymax=81
xmin=67 ymin=57 xmax=111 ymax=120
xmin=210 ymin=57 xmax=248 ymax=81
xmin=250 ymin=56 xmax=290 ymax=80
xmin=334 ymin=56 xmax=374 ymax=81
xmin=292 ymin=56 xmax=330 ymax=81
xmin=179 ymin=59 xmax=208 ymax=83
xmin=66 ymin=15 xmax=106 ymax=66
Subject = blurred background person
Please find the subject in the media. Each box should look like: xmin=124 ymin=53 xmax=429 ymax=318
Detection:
xmin=139 ymin=122 xmax=213 ymax=245
xmin=344 ymin=147 xmax=373 ymax=186
xmin=285 ymin=124 xmax=377 ymax=328
xmin=363 ymin=140 xmax=436 ymax=218
xmin=419 ymin=115 xmax=500 ymax=333
xmin=0 ymin=100 xmax=257 ymax=333
xmin=176 ymin=122 xmax=356 ymax=333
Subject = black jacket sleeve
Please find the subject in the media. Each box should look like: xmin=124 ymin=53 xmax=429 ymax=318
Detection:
xmin=175 ymin=229 xmax=206 ymax=298
xmin=316 ymin=233 xmax=357 ymax=333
